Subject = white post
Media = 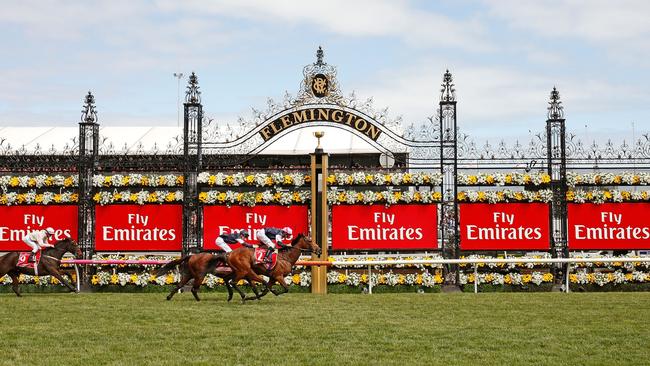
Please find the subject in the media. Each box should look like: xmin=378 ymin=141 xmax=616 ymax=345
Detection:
xmin=74 ymin=264 xmax=80 ymax=292
xmin=368 ymin=265 xmax=373 ymax=294
xmin=473 ymin=263 xmax=478 ymax=294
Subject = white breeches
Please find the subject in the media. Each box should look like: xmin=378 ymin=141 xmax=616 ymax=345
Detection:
xmin=215 ymin=237 xmax=232 ymax=253
xmin=23 ymin=238 xmax=39 ymax=252
xmin=255 ymin=229 xmax=275 ymax=249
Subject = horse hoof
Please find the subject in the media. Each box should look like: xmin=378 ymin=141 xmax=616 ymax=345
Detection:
xmin=166 ymin=296 xmax=172 ymax=301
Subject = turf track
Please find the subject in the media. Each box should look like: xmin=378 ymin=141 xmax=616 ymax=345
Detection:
xmin=1 ymin=292 xmax=648 ymax=365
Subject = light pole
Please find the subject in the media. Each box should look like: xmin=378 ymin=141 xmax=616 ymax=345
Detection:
xmin=173 ymin=72 xmax=184 ymax=127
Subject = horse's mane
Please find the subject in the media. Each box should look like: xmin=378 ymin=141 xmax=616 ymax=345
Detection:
xmin=290 ymin=233 xmax=305 ymax=246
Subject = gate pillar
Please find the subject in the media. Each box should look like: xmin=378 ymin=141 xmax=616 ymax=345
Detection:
xmin=183 ymin=72 xmax=203 ymax=254
xmin=546 ymin=88 xmax=568 ymax=259
xmin=310 ymin=132 xmax=328 ymax=294
xmin=439 ymin=71 xmax=459 ymax=282
xmin=78 ymin=91 xmax=99 ymax=284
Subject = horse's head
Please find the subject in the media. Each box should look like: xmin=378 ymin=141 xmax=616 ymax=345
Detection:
xmin=291 ymin=233 xmax=322 ymax=256
xmin=55 ymin=237 xmax=83 ymax=259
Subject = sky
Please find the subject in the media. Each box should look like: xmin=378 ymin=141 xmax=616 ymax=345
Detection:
xmin=1 ymin=0 xmax=649 ymax=144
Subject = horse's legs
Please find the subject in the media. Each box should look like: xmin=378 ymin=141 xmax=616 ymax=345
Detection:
xmin=243 ymin=272 xmax=271 ymax=301
xmin=9 ymin=271 xmax=21 ymax=297
xmin=229 ymin=278 xmax=248 ymax=301
xmin=191 ymin=271 xmax=207 ymax=302
xmin=167 ymin=272 xmax=191 ymax=301
xmin=47 ymin=268 xmax=77 ymax=293
xmin=222 ymin=274 xmax=234 ymax=302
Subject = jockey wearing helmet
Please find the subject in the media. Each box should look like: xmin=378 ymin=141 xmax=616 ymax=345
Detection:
xmin=215 ymin=229 xmax=250 ymax=253
xmin=22 ymin=227 xmax=56 ymax=262
xmin=255 ymin=227 xmax=293 ymax=262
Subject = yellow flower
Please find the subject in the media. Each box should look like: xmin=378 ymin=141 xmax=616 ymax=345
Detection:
xmin=326 ymin=175 xmax=336 ymax=184
xmin=292 ymin=192 xmax=303 ymax=202
xmin=122 ymin=176 xmax=131 ymax=185
xmin=457 ymin=191 xmax=467 ymax=201
xmin=541 ymin=174 xmax=551 ymax=183
xmin=485 ymin=175 xmax=495 ymax=184
xmin=110 ymin=274 xmax=118 ymax=284
xmin=129 ymin=193 xmax=138 ymax=202
xmin=283 ymin=175 xmax=293 ymax=185
xmin=468 ymin=175 xmax=478 ymax=184
xmin=114 ymin=193 xmax=123 ymax=200
xmin=70 ymin=194 xmax=79 ymax=202
xmin=338 ymin=274 xmax=347 ymax=283
xmin=245 ymin=175 xmax=255 ymax=184
xmin=157 ymin=176 xmax=166 ymax=186
xmin=64 ymin=177 xmax=74 ymax=187
xmin=165 ymin=274 xmax=175 ymax=284
xmin=292 ymin=274 xmax=301 ymax=285
xmin=165 ymin=192 xmax=176 ymax=202
xmin=255 ymin=193 xmax=263 ymax=203
xmin=35 ymin=194 xmax=44 ymax=203
xmin=566 ymin=191 xmax=575 ymax=201
xmin=413 ymin=192 xmax=422 ymax=201
xmin=104 ymin=176 xmax=112 ymax=185
xmin=504 ymin=175 xmax=513 ymax=184
xmin=176 ymin=176 xmax=184 ymax=185
xmin=522 ymin=274 xmax=532 ymax=283
xmin=91 ymin=275 xmax=99 ymax=285
xmin=264 ymin=177 xmax=274 ymax=186
xmin=477 ymin=191 xmax=486 ymax=201
xmin=130 ymin=274 xmax=137 ymax=283
xmin=432 ymin=192 xmax=442 ymax=201
xmin=225 ymin=176 xmax=234 ymax=185
xmin=208 ymin=175 xmax=216 ymax=185
xmin=365 ymin=175 xmax=374 ymax=184
xmin=28 ymin=178 xmax=36 ymax=187
xmin=217 ymin=192 xmax=227 ymax=202
xmin=44 ymin=176 xmax=54 ymax=186
xmin=434 ymin=274 xmax=444 ymax=284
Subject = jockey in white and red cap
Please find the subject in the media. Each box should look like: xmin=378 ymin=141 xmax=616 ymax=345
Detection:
xmin=22 ymin=227 xmax=55 ymax=262
xmin=255 ymin=227 xmax=293 ymax=262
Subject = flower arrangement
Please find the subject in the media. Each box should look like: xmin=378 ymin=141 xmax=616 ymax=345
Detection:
xmin=0 ymin=273 xmax=74 ymax=286
xmin=0 ymin=190 xmax=78 ymax=205
xmin=459 ymin=271 xmax=554 ymax=286
xmin=327 ymin=189 xmax=441 ymax=206
xmin=457 ymin=173 xmax=551 ymax=186
xmin=567 ymin=172 xmax=650 ymax=187
xmin=326 ymin=172 xmax=442 ymax=186
xmin=458 ymin=254 xmax=553 ymax=269
xmin=0 ymin=175 xmax=77 ymax=189
xmin=198 ymin=172 xmax=308 ymax=187
xmin=567 ymin=189 xmax=650 ymax=204
xmin=570 ymin=270 xmax=650 ymax=287
xmin=198 ymin=190 xmax=310 ymax=206
xmin=93 ymin=190 xmax=183 ymax=205
xmin=457 ymin=189 xmax=553 ymax=203
xmin=92 ymin=174 xmax=183 ymax=188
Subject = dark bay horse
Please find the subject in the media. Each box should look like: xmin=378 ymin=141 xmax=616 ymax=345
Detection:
xmin=0 ymin=238 xmax=82 ymax=296
xmin=223 ymin=233 xmax=321 ymax=301
xmin=155 ymin=252 xmax=236 ymax=302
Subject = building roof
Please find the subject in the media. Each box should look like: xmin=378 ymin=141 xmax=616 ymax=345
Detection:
xmin=0 ymin=125 xmax=381 ymax=155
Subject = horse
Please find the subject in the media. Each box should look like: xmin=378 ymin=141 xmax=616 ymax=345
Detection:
xmin=222 ymin=233 xmax=321 ymax=301
xmin=155 ymin=252 xmax=237 ymax=302
xmin=0 ymin=238 xmax=82 ymax=296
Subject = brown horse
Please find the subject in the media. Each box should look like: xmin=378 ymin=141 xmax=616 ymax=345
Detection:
xmin=0 ymin=238 xmax=82 ymax=296
xmin=223 ymin=233 xmax=321 ymax=301
xmin=155 ymin=252 xmax=236 ymax=302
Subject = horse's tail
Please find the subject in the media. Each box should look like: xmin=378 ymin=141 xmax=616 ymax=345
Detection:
xmin=155 ymin=256 xmax=191 ymax=276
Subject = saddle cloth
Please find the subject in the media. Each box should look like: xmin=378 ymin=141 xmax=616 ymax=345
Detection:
xmin=254 ymin=248 xmax=277 ymax=270
xmin=17 ymin=252 xmax=42 ymax=274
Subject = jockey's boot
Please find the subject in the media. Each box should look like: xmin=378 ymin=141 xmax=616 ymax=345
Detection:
xmin=264 ymin=248 xmax=274 ymax=263
xmin=28 ymin=252 xmax=36 ymax=263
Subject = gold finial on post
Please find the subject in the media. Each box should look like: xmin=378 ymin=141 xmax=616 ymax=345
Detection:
xmin=313 ymin=131 xmax=324 ymax=152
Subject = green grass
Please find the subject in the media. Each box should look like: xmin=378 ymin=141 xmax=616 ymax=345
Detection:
xmin=1 ymin=292 xmax=649 ymax=366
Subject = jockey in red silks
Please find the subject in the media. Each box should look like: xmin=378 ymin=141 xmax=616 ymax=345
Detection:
xmin=215 ymin=229 xmax=250 ymax=253
xmin=255 ymin=227 xmax=292 ymax=263
xmin=22 ymin=227 xmax=55 ymax=262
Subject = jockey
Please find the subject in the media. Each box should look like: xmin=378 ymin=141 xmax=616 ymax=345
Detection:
xmin=22 ymin=227 xmax=55 ymax=262
xmin=255 ymin=226 xmax=293 ymax=263
xmin=215 ymin=229 xmax=249 ymax=253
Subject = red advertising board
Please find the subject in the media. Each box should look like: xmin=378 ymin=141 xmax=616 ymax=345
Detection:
xmin=95 ymin=205 xmax=182 ymax=251
xmin=459 ymin=203 xmax=550 ymax=250
xmin=331 ymin=204 xmax=438 ymax=250
xmin=0 ymin=205 xmax=78 ymax=251
xmin=203 ymin=205 xmax=310 ymax=250
xmin=568 ymin=203 xmax=650 ymax=250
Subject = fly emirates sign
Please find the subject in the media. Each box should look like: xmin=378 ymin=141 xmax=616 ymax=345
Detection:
xmin=202 ymin=205 xmax=309 ymax=250
xmin=331 ymin=204 xmax=437 ymax=250
xmin=459 ymin=203 xmax=549 ymax=250
xmin=0 ymin=205 xmax=78 ymax=251
xmin=568 ymin=203 xmax=650 ymax=250
xmin=95 ymin=205 xmax=182 ymax=251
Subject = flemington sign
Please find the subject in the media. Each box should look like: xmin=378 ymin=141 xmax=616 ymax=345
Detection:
xmin=259 ymin=107 xmax=382 ymax=142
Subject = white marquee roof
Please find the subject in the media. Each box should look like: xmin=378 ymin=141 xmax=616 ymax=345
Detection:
xmin=0 ymin=125 xmax=381 ymax=155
